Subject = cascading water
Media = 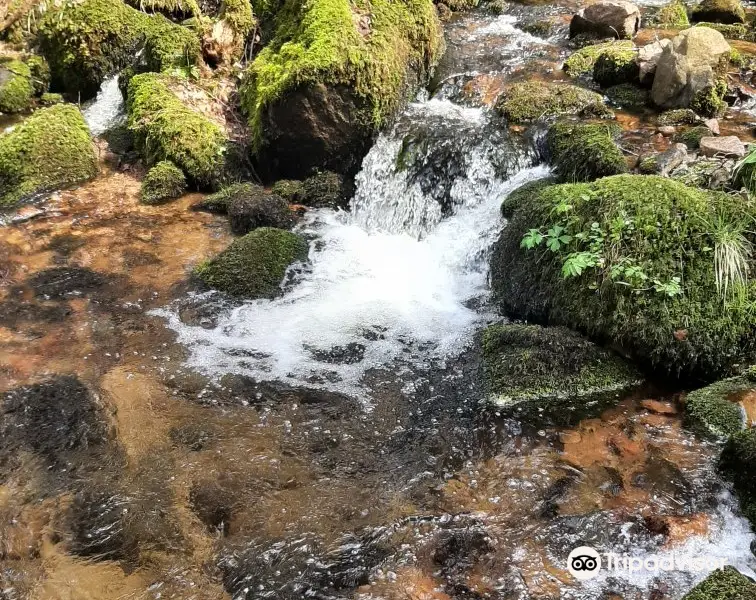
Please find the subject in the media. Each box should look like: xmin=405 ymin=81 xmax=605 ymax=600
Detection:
xmin=82 ymin=75 xmax=125 ymax=137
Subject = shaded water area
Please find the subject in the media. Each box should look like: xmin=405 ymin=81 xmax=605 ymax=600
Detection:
xmin=2 ymin=7 xmax=756 ymax=600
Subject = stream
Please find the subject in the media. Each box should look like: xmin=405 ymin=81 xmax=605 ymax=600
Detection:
xmin=1 ymin=7 xmax=756 ymax=600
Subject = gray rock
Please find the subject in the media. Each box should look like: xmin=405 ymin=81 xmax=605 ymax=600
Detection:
xmin=703 ymin=118 xmax=720 ymax=135
xmin=699 ymin=135 xmax=745 ymax=157
xmin=657 ymin=143 xmax=690 ymax=175
xmin=650 ymin=27 xmax=731 ymax=110
xmin=570 ymin=0 xmax=641 ymax=40
xmin=658 ymin=125 xmax=676 ymax=136
xmin=637 ymin=39 xmax=671 ymax=85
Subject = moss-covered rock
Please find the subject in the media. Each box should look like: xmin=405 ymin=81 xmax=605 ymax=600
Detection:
xmin=124 ymin=0 xmax=201 ymax=18
xmin=271 ymin=179 xmax=304 ymax=203
xmin=0 ymin=58 xmax=33 ymax=113
xmin=691 ymin=0 xmax=746 ymax=24
xmin=37 ymin=0 xmax=201 ymax=99
xmin=563 ymin=41 xmax=633 ymax=78
xmin=228 ymin=190 xmax=293 ymax=235
xmin=671 ymin=156 xmax=732 ymax=190
xmin=658 ymin=108 xmax=701 ymax=126
xmin=654 ymin=0 xmax=690 ymax=28
xmin=300 ymin=170 xmax=350 ymax=208
xmin=677 ymin=124 xmax=712 ymax=148
xmin=482 ymin=323 xmax=642 ymax=426
xmin=593 ymin=44 xmax=639 ymax=87
xmin=140 ymin=160 xmax=187 ymax=205
xmin=0 ymin=104 xmax=97 ymax=208
xmin=501 ymin=177 xmax=556 ymax=219
xmin=490 ymin=175 xmax=756 ymax=378
xmin=545 ymin=120 xmax=627 ymax=182
xmin=684 ymin=375 xmax=751 ymax=439
xmin=695 ymin=22 xmax=753 ymax=40
xmin=690 ymin=78 xmax=728 ymax=118
xmin=239 ymin=0 xmax=443 ymax=179
xmin=605 ymin=83 xmax=649 ymax=110
xmin=720 ymin=428 xmax=756 ymax=526
xmin=39 ymin=92 xmax=63 ymax=106
xmin=25 ymin=55 xmax=50 ymax=95
xmin=194 ymin=227 xmax=309 ymax=298
xmin=496 ymin=81 xmax=610 ymax=124
xmin=126 ymin=72 xmax=228 ymax=189
xmin=682 ymin=567 xmax=756 ymax=600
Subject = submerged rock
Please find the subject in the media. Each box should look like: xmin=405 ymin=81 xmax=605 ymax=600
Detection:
xmin=0 ymin=104 xmax=97 ymax=208
xmin=495 ymin=81 xmax=610 ymax=123
xmin=490 ymin=175 xmax=756 ymax=378
xmin=545 ymin=120 xmax=627 ymax=182
xmin=140 ymin=160 xmax=187 ymax=205
xmin=569 ymin=0 xmax=641 ymax=40
xmin=482 ymin=323 xmax=641 ymax=426
xmin=194 ymin=227 xmax=309 ymax=298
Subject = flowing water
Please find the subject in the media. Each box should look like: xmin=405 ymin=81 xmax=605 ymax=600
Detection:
xmin=1 ymin=7 xmax=756 ymax=600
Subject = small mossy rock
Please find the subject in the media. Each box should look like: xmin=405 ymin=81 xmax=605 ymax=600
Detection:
xmin=563 ymin=41 xmax=633 ymax=78
xmin=482 ymin=323 xmax=642 ymax=426
xmin=690 ymin=79 xmax=728 ymax=118
xmin=651 ymin=27 xmax=731 ymax=111
xmin=682 ymin=567 xmax=756 ymax=600
xmin=677 ymin=124 xmax=713 ymax=148
xmin=593 ymin=44 xmax=639 ymax=87
xmin=659 ymin=108 xmax=702 ymax=126
xmin=570 ymin=0 xmax=640 ymax=40
xmin=490 ymin=175 xmax=756 ymax=378
xmin=239 ymin=0 xmax=444 ymax=179
xmin=39 ymin=92 xmax=63 ymax=106
xmin=0 ymin=59 xmax=33 ymax=113
xmin=192 ymin=183 xmax=248 ymax=214
xmin=194 ymin=227 xmax=309 ymax=298
xmin=721 ymin=429 xmax=756 ymax=527
xmin=223 ymin=184 xmax=293 ymax=234
xmin=0 ymin=104 xmax=97 ymax=208
xmin=605 ymin=83 xmax=649 ymax=110
xmin=271 ymin=179 xmax=304 ymax=203
xmin=102 ymin=124 xmax=135 ymax=155
xmin=126 ymin=73 xmax=228 ymax=189
xmin=140 ymin=161 xmax=187 ymax=205
xmin=654 ymin=0 xmax=690 ymax=28
xmin=671 ymin=155 xmax=733 ymax=190
xmin=695 ymin=22 xmax=752 ymax=41
xmin=545 ymin=120 xmax=628 ymax=182
xmin=496 ymin=81 xmax=610 ymax=124
xmin=684 ymin=375 xmax=750 ymax=439
xmin=37 ymin=0 xmax=201 ymax=99
xmin=300 ymin=170 xmax=350 ymax=208
xmin=691 ymin=0 xmax=745 ymax=24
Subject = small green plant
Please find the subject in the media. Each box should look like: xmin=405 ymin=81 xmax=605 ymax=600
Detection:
xmin=734 ymin=146 xmax=756 ymax=195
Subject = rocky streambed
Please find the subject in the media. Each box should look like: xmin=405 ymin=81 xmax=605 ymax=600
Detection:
xmin=2 ymin=0 xmax=756 ymax=598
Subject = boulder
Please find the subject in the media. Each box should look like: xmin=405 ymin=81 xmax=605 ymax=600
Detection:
xmin=194 ymin=228 xmax=309 ymax=298
xmin=239 ymin=0 xmax=443 ymax=180
xmin=637 ymin=39 xmax=671 ymax=85
xmin=482 ymin=323 xmax=642 ymax=426
xmin=0 ymin=104 xmax=97 ymax=208
xmin=140 ymin=161 xmax=187 ymax=205
xmin=490 ymin=175 xmax=756 ymax=378
xmin=545 ymin=121 xmax=627 ymax=182
xmin=699 ymin=135 xmax=745 ymax=157
xmin=495 ymin=81 xmax=610 ymax=123
xmin=650 ymin=27 xmax=731 ymax=112
xmin=227 ymin=191 xmax=293 ymax=234
xmin=691 ymin=0 xmax=746 ymax=24
xmin=569 ymin=0 xmax=641 ymax=40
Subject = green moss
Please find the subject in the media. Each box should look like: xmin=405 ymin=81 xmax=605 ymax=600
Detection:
xmin=721 ymin=429 xmax=756 ymax=526
xmin=126 ymin=72 xmax=228 ymax=188
xmin=39 ymin=92 xmax=63 ymax=105
xmin=24 ymin=55 xmax=50 ymax=95
xmin=563 ymin=41 xmax=633 ymax=78
xmin=638 ymin=155 xmax=659 ymax=174
xmin=695 ymin=21 xmax=753 ymax=40
xmin=0 ymin=59 xmax=33 ymax=113
xmin=546 ymin=121 xmax=627 ymax=183
xmin=682 ymin=567 xmax=756 ymax=600
xmin=605 ymin=83 xmax=649 ymax=110
xmin=677 ymin=125 xmax=712 ymax=149
xmin=691 ymin=0 xmax=746 ymax=24
xmin=691 ymin=79 xmax=728 ymax=118
xmin=443 ymin=0 xmax=479 ymax=11
xmin=658 ymin=108 xmax=701 ymax=126
xmin=496 ymin=81 xmax=610 ymax=124
xmin=684 ymin=376 xmax=749 ymax=438
xmin=239 ymin=0 xmax=443 ymax=150
xmin=194 ymin=227 xmax=309 ymax=298
xmin=271 ymin=179 xmax=304 ymax=202
xmin=593 ymin=45 xmax=639 ymax=88
xmin=490 ymin=175 xmax=756 ymax=378
xmin=140 ymin=160 xmax=187 ymax=204
xmin=482 ymin=323 xmax=642 ymax=426
xmin=221 ymin=0 xmax=256 ymax=39
xmin=501 ymin=177 xmax=556 ymax=219
xmin=124 ymin=0 xmax=201 ymax=17
xmin=193 ymin=182 xmax=258 ymax=213
xmin=300 ymin=170 xmax=348 ymax=208
xmin=0 ymin=104 xmax=97 ymax=207
xmin=37 ymin=0 xmax=201 ymax=98
xmin=655 ymin=0 xmax=690 ymax=28
xmin=520 ymin=19 xmax=555 ymax=38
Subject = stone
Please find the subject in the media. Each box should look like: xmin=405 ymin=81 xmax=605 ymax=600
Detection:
xmin=570 ymin=0 xmax=641 ymax=40
xmin=691 ymin=0 xmax=746 ymax=24
xmin=699 ymin=135 xmax=745 ymax=157
xmin=637 ymin=39 xmax=671 ymax=85
xmin=650 ymin=27 xmax=731 ymax=110
xmin=658 ymin=125 xmax=676 ymax=135
xmin=703 ymin=117 xmax=720 ymax=134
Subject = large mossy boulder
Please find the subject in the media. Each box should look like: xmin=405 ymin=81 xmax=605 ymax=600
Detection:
xmin=545 ymin=121 xmax=628 ymax=182
xmin=126 ymin=73 xmax=228 ymax=189
xmin=239 ymin=0 xmax=443 ymax=179
xmin=495 ymin=81 xmax=610 ymax=124
xmin=482 ymin=323 xmax=642 ymax=426
xmin=37 ymin=0 xmax=201 ymax=99
xmin=194 ymin=227 xmax=309 ymax=298
xmin=490 ymin=175 xmax=756 ymax=378
xmin=0 ymin=104 xmax=97 ymax=208
xmin=691 ymin=0 xmax=746 ymax=24
xmin=682 ymin=568 xmax=756 ymax=600
xmin=684 ymin=375 xmax=752 ymax=439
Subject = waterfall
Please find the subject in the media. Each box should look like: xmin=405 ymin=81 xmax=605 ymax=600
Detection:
xmin=82 ymin=75 xmax=125 ymax=137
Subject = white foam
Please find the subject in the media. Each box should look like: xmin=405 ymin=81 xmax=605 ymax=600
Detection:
xmin=82 ymin=75 xmax=125 ymax=137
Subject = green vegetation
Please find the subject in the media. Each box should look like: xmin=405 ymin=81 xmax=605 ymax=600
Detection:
xmin=605 ymin=83 xmax=649 ymax=110
xmin=563 ymin=41 xmax=633 ymax=78
xmin=239 ymin=0 xmax=443 ymax=150
xmin=658 ymin=108 xmax=701 ymax=126
xmin=682 ymin=567 xmax=756 ymax=600
xmin=691 ymin=79 xmax=728 ymax=117
xmin=733 ymin=146 xmax=756 ymax=194
xmin=721 ymin=429 xmax=756 ymax=526
xmin=482 ymin=323 xmax=641 ymax=425
xmin=271 ymin=179 xmax=304 ymax=203
xmin=496 ymin=81 xmax=610 ymax=123
xmin=501 ymin=178 xmax=555 ymax=219
xmin=300 ymin=170 xmax=348 ymax=208
xmin=37 ymin=0 xmax=201 ymax=98
xmin=546 ymin=121 xmax=627 ymax=182
xmin=0 ymin=104 xmax=97 ymax=207
xmin=220 ymin=0 xmax=256 ymax=40
xmin=0 ymin=59 xmax=33 ymax=113
xmin=593 ymin=45 xmax=639 ymax=88
xmin=140 ymin=161 xmax=187 ymax=204
xmin=695 ymin=21 xmax=752 ymax=40
xmin=124 ymin=0 xmax=201 ymax=17
xmin=678 ymin=125 xmax=712 ymax=148
xmin=194 ymin=227 xmax=309 ymax=298
xmin=655 ymin=0 xmax=690 ymax=28
xmin=684 ymin=376 xmax=749 ymax=438
xmin=39 ymin=92 xmax=63 ymax=105
xmin=126 ymin=73 xmax=228 ymax=188
xmin=490 ymin=175 xmax=756 ymax=378
xmin=25 ymin=55 xmax=50 ymax=95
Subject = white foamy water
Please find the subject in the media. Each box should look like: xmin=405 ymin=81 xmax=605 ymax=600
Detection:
xmin=82 ymin=75 xmax=125 ymax=136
